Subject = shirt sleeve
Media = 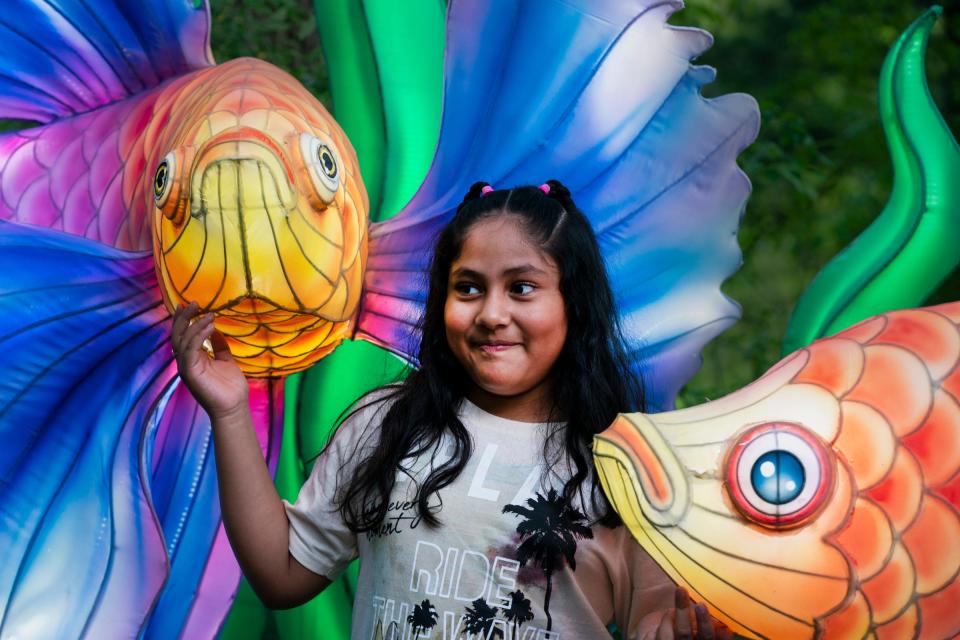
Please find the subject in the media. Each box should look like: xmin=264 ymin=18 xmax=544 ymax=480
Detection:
xmin=609 ymin=527 xmax=677 ymax=638
xmin=282 ymin=392 xmax=391 ymax=579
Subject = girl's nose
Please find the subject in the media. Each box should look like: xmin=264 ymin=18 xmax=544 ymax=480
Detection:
xmin=476 ymin=292 xmax=509 ymax=328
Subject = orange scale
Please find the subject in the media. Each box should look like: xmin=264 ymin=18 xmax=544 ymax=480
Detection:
xmin=845 ymin=345 xmax=932 ymax=437
xmin=223 ymin=337 xmax=267 ymax=359
xmin=865 ymin=447 xmax=923 ymax=534
xmin=263 ymin=94 xmax=299 ymax=115
xmin=901 ymin=495 xmax=960 ymax=595
xmin=861 ymin=543 xmax=916 ymax=625
xmin=874 ymin=604 xmax=918 ymax=640
xmin=213 ymin=316 xmax=258 ymax=338
xmin=794 ymin=338 xmax=864 ymax=396
xmin=203 ymin=110 xmax=243 ymax=138
xmin=238 ymin=352 xmax=278 ymax=376
xmin=927 ymin=301 xmax=960 ymax=324
xmin=256 ymin=309 xmax=297 ymax=322
xmin=830 ymin=498 xmax=895 ymax=581
xmin=228 ymin=298 xmax=277 ymax=315
xmin=934 ymin=469 xmax=960 ymax=505
xmin=268 ymin=313 xmax=324 ymax=333
xmin=233 ymin=327 xmax=275 ymax=350
xmin=916 ymin=580 xmax=960 ymax=640
xmin=236 ymin=88 xmax=274 ymax=112
xmin=819 ymin=590 xmax=871 ymax=640
xmin=869 ymin=310 xmax=960 ymax=381
xmin=943 ymin=365 xmax=960 ymax=407
xmin=901 ymin=390 xmax=960 ymax=487
xmin=272 ymin=324 xmax=339 ymax=359
xmin=835 ymin=401 xmax=896 ymax=490
xmin=836 ymin=315 xmax=888 ymax=344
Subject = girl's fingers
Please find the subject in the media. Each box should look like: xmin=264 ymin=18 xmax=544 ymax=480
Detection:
xmin=694 ymin=604 xmax=714 ymax=640
xmin=209 ymin=329 xmax=234 ymax=362
xmin=674 ymin=588 xmax=693 ymax=640
xmin=179 ymin=313 xmax=215 ymax=361
xmin=171 ymin=301 xmax=199 ymax=347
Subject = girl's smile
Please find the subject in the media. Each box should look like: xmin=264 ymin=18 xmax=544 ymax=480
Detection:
xmin=444 ymin=216 xmax=568 ymax=421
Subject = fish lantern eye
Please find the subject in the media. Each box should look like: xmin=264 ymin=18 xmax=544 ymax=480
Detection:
xmin=725 ymin=422 xmax=833 ymax=528
xmin=154 ymin=152 xmax=175 ymax=207
xmin=298 ymin=133 xmax=340 ymax=205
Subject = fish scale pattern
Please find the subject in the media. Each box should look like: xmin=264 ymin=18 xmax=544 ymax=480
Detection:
xmin=0 ymin=90 xmax=163 ymax=250
xmin=795 ymin=304 xmax=960 ymax=639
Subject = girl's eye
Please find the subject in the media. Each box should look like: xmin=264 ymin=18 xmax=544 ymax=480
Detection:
xmin=454 ymin=282 xmax=481 ymax=295
xmin=511 ymin=282 xmax=535 ymax=295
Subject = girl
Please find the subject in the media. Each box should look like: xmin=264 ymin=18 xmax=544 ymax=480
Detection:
xmin=173 ymin=180 xmax=728 ymax=639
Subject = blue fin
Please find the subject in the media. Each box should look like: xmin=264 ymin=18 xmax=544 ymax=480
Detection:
xmin=144 ymin=378 xmax=284 ymax=639
xmin=361 ymin=0 xmax=759 ymax=410
xmin=0 ymin=221 xmax=175 ymax=638
xmin=0 ymin=0 xmax=213 ymax=123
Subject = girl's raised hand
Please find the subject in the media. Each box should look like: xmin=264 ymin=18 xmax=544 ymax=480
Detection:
xmin=171 ymin=302 xmax=249 ymax=420
xmin=638 ymin=588 xmax=733 ymax=640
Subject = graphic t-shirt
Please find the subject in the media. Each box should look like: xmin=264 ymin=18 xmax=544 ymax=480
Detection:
xmin=284 ymin=395 xmax=674 ymax=640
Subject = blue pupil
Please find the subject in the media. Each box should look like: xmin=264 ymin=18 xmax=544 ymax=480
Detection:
xmin=750 ymin=450 xmax=804 ymax=505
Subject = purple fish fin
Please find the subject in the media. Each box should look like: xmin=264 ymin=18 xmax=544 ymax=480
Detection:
xmin=1 ymin=91 xmax=164 ymax=249
xmin=143 ymin=378 xmax=285 ymax=639
xmin=0 ymin=221 xmax=173 ymax=638
xmin=0 ymin=0 xmax=212 ymax=123
xmin=360 ymin=1 xmax=759 ymax=408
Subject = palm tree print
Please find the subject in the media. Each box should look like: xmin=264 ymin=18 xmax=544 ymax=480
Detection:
xmin=503 ymin=590 xmax=534 ymax=638
xmin=407 ymin=599 xmax=439 ymax=639
xmin=502 ymin=488 xmax=593 ymax=632
xmin=462 ymin=598 xmax=504 ymax=639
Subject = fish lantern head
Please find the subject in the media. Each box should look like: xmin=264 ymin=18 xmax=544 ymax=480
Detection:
xmin=148 ymin=58 xmax=369 ymax=376
xmin=595 ymin=309 xmax=960 ymax=639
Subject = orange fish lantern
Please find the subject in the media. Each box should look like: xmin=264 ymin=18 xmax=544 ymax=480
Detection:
xmin=595 ymin=302 xmax=960 ymax=639
xmin=148 ymin=58 xmax=368 ymax=376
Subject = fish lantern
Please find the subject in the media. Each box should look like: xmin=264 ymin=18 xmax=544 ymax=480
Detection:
xmin=150 ymin=58 xmax=368 ymax=376
xmin=595 ymin=303 xmax=960 ymax=639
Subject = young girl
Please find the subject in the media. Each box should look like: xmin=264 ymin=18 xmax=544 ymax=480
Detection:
xmin=172 ymin=180 xmax=728 ymax=639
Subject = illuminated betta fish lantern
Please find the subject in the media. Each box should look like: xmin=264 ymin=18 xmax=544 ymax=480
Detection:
xmin=595 ymin=304 xmax=960 ymax=639
xmin=147 ymin=58 xmax=367 ymax=375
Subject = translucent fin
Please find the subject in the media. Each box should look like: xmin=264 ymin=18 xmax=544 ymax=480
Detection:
xmin=359 ymin=0 xmax=759 ymax=410
xmin=0 ymin=0 xmax=212 ymax=123
xmin=0 ymin=221 xmax=172 ymax=638
xmin=145 ymin=379 xmax=284 ymax=639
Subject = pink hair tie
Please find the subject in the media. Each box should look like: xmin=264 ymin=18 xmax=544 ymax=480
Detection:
xmin=538 ymin=183 xmax=551 ymax=194
xmin=481 ymin=185 xmax=494 ymax=196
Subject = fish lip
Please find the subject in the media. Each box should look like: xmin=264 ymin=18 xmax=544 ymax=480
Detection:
xmin=197 ymin=127 xmax=296 ymax=184
xmin=593 ymin=412 xmax=690 ymax=527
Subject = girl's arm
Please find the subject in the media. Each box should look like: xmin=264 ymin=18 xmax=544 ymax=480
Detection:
xmin=172 ymin=303 xmax=331 ymax=608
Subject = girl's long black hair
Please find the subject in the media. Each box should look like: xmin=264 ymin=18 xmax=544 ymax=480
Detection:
xmin=335 ymin=180 xmax=644 ymax=530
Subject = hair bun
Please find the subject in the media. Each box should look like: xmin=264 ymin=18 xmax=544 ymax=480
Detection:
xmin=457 ymin=181 xmax=492 ymax=212
xmin=544 ymin=179 xmax=574 ymax=207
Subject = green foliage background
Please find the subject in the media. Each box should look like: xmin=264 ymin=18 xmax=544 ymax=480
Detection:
xmin=208 ymin=0 xmax=960 ymax=403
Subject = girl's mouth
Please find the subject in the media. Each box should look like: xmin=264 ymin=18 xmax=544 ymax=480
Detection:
xmin=473 ymin=340 xmax=518 ymax=353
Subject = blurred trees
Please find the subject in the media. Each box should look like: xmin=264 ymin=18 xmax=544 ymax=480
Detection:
xmin=671 ymin=0 xmax=960 ymax=403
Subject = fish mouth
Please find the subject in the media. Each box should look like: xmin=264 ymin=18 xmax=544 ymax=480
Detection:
xmin=593 ymin=412 xmax=690 ymax=527
xmin=191 ymin=137 xmax=297 ymax=220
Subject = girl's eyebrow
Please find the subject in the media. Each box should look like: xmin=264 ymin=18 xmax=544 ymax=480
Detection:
xmin=451 ymin=264 xmax=548 ymax=279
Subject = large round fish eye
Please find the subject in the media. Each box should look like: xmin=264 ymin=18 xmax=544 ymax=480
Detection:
xmin=298 ymin=133 xmax=340 ymax=205
xmin=725 ymin=422 xmax=833 ymax=528
xmin=154 ymin=152 xmax=176 ymax=207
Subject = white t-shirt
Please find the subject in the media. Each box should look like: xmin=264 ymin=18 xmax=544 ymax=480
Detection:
xmin=284 ymin=394 xmax=674 ymax=640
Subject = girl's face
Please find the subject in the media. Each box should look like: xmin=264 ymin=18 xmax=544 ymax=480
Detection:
xmin=444 ymin=216 xmax=568 ymax=420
